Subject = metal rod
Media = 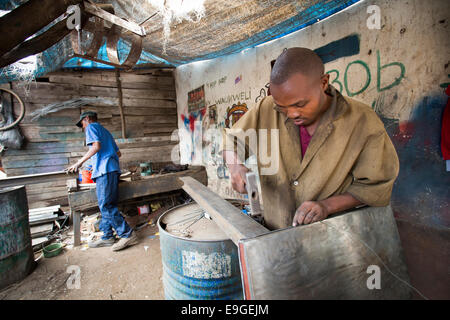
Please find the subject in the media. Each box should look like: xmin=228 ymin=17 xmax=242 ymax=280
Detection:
xmin=181 ymin=214 xmax=204 ymax=232
xmin=0 ymin=171 xmax=76 ymax=189
xmin=166 ymin=213 xmax=204 ymax=226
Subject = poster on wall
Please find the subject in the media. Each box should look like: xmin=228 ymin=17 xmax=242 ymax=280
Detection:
xmin=225 ymin=102 xmax=248 ymax=128
xmin=188 ymin=85 xmax=206 ymax=113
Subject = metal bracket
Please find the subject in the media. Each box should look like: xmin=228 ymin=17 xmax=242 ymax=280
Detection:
xmin=70 ymin=1 xmax=144 ymax=69
xmin=83 ymin=1 xmax=146 ymax=36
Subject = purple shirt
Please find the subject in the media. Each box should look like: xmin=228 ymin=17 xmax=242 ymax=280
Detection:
xmin=299 ymin=125 xmax=312 ymax=158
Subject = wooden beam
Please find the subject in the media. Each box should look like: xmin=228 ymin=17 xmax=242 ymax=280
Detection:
xmin=115 ymin=69 xmax=126 ymax=139
xmin=83 ymin=1 xmax=146 ymax=36
xmin=72 ymin=209 xmax=81 ymax=247
xmin=0 ymin=12 xmax=88 ymax=68
xmin=0 ymin=0 xmax=82 ymax=57
xmin=179 ymin=176 xmax=269 ymax=245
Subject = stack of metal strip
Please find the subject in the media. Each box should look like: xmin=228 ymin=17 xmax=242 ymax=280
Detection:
xmin=29 ymin=205 xmax=68 ymax=248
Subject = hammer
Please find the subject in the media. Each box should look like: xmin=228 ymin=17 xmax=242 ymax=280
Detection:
xmin=245 ymin=172 xmax=263 ymax=217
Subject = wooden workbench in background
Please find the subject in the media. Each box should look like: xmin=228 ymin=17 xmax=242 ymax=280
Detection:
xmin=68 ymin=166 xmax=207 ymax=246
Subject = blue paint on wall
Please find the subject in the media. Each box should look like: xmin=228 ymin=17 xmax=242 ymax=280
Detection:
xmin=383 ymin=95 xmax=450 ymax=228
xmin=314 ymin=34 xmax=360 ymax=64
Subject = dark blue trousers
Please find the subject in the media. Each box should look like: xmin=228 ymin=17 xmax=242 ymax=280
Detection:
xmin=95 ymin=171 xmax=132 ymax=240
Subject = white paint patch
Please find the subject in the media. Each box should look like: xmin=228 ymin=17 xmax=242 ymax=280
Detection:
xmin=182 ymin=250 xmax=231 ymax=279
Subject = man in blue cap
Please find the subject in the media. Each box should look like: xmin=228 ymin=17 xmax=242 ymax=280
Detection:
xmin=67 ymin=111 xmax=138 ymax=251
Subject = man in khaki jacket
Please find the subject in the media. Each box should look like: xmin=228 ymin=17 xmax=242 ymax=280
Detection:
xmin=223 ymin=47 xmax=399 ymax=230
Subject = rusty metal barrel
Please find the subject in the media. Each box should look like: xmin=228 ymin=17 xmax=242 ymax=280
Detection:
xmin=158 ymin=202 xmax=243 ymax=300
xmin=0 ymin=186 xmax=36 ymax=290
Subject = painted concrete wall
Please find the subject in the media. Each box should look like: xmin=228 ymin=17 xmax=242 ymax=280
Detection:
xmin=174 ymin=0 xmax=449 ymax=231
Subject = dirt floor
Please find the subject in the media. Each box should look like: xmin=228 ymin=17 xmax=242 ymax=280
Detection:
xmin=0 ymin=224 xmax=164 ymax=300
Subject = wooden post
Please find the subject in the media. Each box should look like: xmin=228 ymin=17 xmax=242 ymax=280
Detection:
xmin=72 ymin=210 xmax=81 ymax=247
xmin=66 ymin=178 xmax=78 ymax=192
xmin=115 ymin=69 xmax=126 ymax=139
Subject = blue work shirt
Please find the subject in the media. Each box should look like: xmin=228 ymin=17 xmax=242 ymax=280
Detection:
xmin=85 ymin=122 xmax=121 ymax=179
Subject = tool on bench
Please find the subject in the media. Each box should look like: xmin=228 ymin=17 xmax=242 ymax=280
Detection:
xmin=245 ymin=172 xmax=263 ymax=217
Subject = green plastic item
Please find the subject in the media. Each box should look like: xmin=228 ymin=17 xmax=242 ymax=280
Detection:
xmin=140 ymin=162 xmax=151 ymax=167
xmin=43 ymin=243 xmax=63 ymax=258
xmin=140 ymin=162 xmax=152 ymax=175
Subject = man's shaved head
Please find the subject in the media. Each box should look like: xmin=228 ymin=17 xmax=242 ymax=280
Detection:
xmin=270 ymin=47 xmax=324 ymax=85
xmin=269 ymin=47 xmax=331 ymax=128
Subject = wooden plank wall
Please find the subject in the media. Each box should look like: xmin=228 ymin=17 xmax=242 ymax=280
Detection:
xmin=0 ymin=68 xmax=179 ymax=208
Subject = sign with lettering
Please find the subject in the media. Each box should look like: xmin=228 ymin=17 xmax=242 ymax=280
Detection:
xmin=188 ymin=85 xmax=206 ymax=113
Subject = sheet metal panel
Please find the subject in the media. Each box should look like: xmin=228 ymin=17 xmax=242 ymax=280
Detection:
xmin=238 ymin=206 xmax=411 ymax=299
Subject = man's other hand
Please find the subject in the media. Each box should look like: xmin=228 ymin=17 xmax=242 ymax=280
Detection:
xmin=292 ymin=200 xmax=329 ymax=226
xmin=228 ymin=164 xmax=250 ymax=194
xmin=66 ymin=161 xmax=82 ymax=173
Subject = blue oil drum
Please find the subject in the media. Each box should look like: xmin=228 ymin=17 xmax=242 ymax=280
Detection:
xmin=0 ymin=186 xmax=36 ymax=290
xmin=158 ymin=203 xmax=243 ymax=300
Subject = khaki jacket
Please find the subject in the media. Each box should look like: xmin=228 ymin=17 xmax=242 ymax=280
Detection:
xmin=223 ymin=85 xmax=399 ymax=230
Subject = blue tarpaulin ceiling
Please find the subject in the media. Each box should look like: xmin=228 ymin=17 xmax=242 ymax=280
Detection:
xmin=0 ymin=0 xmax=360 ymax=82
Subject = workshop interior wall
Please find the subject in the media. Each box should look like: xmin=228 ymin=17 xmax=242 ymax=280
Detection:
xmin=175 ymin=0 xmax=449 ymax=298
xmin=0 ymin=69 xmax=179 ymax=208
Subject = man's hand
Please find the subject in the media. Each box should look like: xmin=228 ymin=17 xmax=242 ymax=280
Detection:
xmin=223 ymin=150 xmax=249 ymax=194
xmin=65 ymin=142 xmax=101 ymax=174
xmin=292 ymin=200 xmax=329 ymax=226
xmin=292 ymin=193 xmax=363 ymax=226
xmin=66 ymin=161 xmax=82 ymax=173
xmin=228 ymin=164 xmax=250 ymax=194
